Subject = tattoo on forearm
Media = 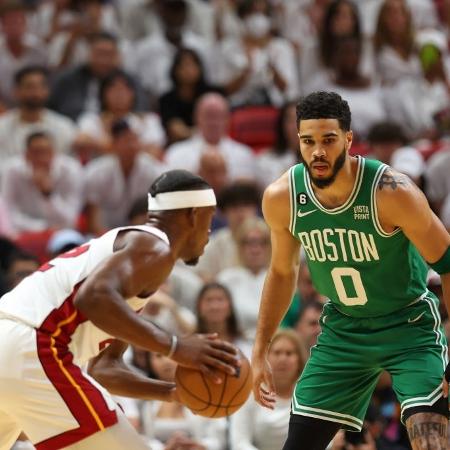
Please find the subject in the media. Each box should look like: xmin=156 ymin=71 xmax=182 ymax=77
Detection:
xmin=406 ymin=415 xmax=448 ymax=450
xmin=378 ymin=172 xmax=410 ymax=190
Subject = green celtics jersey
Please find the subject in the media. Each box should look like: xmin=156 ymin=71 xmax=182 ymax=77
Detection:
xmin=288 ymin=156 xmax=429 ymax=318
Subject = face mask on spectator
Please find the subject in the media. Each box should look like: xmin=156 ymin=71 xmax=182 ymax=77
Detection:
xmin=244 ymin=13 xmax=271 ymax=39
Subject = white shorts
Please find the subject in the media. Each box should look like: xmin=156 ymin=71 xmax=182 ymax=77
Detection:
xmin=0 ymin=319 xmax=119 ymax=450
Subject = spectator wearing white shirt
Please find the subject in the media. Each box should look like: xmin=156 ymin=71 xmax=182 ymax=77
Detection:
xmin=166 ymin=93 xmax=256 ymax=181
xmin=218 ymin=0 xmax=299 ymax=107
xmin=256 ymin=101 xmax=299 ymax=189
xmin=128 ymin=0 xmax=215 ymax=100
xmin=0 ymin=1 xmax=47 ymax=107
xmin=373 ymin=0 xmax=421 ymax=86
xmin=194 ymin=182 xmax=261 ymax=281
xmin=1 ymin=131 xmax=84 ymax=234
xmin=217 ymin=217 xmax=271 ymax=339
xmin=425 ymin=148 xmax=450 ymax=218
xmin=77 ymin=69 xmax=165 ymax=158
xmin=0 ymin=65 xmax=76 ymax=160
xmin=230 ymin=329 xmax=306 ymax=450
xmin=84 ymin=118 xmax=166 ymax=234
xmin=383 ymin=29 xmax=450 ymax=139
xmin=43 ymin=0 xmax=121 ymax=71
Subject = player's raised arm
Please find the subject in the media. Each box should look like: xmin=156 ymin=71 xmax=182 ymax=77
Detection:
xmin=252 ymin=173 xmax=301 ymax=408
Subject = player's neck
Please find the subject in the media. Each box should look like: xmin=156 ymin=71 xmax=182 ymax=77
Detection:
xmin=311 ymin=156 xmax=358 ymax=209
xmin=145 ymin=217 xmax=188 ymax=259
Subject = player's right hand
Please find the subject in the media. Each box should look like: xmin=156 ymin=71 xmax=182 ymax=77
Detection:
xmin=252 ymin=356 xmax=276 ymax=409
xmin=172 ymin=333 xmax=240 ymax=384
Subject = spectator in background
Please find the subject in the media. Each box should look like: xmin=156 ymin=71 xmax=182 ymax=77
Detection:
xmin=195 ymin=282 xmax=252 ymax=358
xmin=166 ymin=93 xmax=256 ymax=181
xmin=77 ymin=69 xmax=165 ymax=158
xmin=230 ymin=329 xmax=306 ymax=450
xmin=198 ymin=149 xmax=229 ymax=199
xmin=0 ymin=65 xmax=76 ymax=160
xmin=0 ymin=0 xmax=47 ymax=107
xmin=218 ymin=217 xmax=271 ymax=338
xmin=46 ymin=228 xmax=86 ymax=258
xmin=366 ymin=120 xmax=425 ymax=186
xmin=141 ymin=289 xmax=197 ymax=336
xmin=256 ymin=101 xmax=299 ymax=189
xmin=1 ymin=131 xmax=84 ymax=234
xmin=129 ymin=0 xmax=215 ymax=101
xmin=366 ymin=121 xmax=407 ymax=164
xmin=301 ymin=0 xmax=374 ymax=94
xmin=0 ymin=196 xmax=15 ymax=239
xmin=194 ymin=182 xmax=261 ymax=280
xmin=49 ymin=32 xmax=146 ymax=120
xmin=384 ymin=28 xmax=450 ymax=139
xmin=46 ymin=0 xmax=120 ymax=70
xmin=295 ymin=301 xmax=323 ymax=353
xmin=425 ymin=146 xmax=450 ymax=218
xmin=159 ymin=48 xmax=221 ymax=145
xmin=374 ymin=0 xmax=421 ymax=86
xmin=321 ymin=35 xmax=387 ymax=140
xmin=4 ymin=249 xmax=40 ymax=291
xmin=84 ymin=118 xmax=165 ymax=234
xmin=218 ymin=0 xmax=299 ymax=107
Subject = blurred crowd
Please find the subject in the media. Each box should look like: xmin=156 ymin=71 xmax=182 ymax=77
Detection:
xmin=1 ymin=0 xmax=450 ymax=449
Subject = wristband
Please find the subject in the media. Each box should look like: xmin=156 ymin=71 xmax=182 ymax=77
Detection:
xmin=429 ymin=246 xmax=450 ymax=275
xmin=166 ymin=335 xmax=178 ymax=358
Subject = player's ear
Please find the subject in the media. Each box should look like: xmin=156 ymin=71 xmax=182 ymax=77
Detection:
xmin=187 ymin=207 xmax=198 ymax=228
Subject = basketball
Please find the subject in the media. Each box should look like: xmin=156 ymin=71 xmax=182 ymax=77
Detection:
xmin=175 ymin=351 xmax=253 ymax=418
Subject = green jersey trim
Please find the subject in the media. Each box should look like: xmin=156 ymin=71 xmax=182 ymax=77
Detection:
xmin=304 ymin=156 xmax=364 ymax=214
xmin=288 ymin=166 xmax=296 ymax=233
xmin=370 ymin=164 xmax=402 ymax=237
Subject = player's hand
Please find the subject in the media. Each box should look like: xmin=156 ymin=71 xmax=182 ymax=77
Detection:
xmin=172 ymin=333 xmax=240 ymax=384
xmin=252 ymin=356 xmax=276 ymax=409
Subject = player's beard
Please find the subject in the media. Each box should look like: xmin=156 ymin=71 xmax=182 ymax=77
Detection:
xmin=303 ymin=146 xmax=347 ymax=189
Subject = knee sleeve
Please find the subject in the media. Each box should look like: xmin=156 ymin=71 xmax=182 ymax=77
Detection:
xmin=282 ymin=414 xmax=341 ymax=450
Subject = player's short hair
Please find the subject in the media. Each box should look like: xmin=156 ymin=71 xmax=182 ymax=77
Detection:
xmin=296 ymin=91 xmax=351 ymax=131
xmin=14 ymin=65 xmax=49 ymax=86
xmin=149 ymin=170 xmax=211 ymax=197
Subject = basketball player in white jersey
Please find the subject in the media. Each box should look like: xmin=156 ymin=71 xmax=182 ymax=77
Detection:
xmin=0 ymin=170 xmax=240 ymax=450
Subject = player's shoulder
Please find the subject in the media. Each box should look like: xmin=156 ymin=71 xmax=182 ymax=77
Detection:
xmin=114 ymin=228 xmax=173 ymax=264
xmin=262 ymin=171 xmax=291 ymax=227
xmin=376 ymin=167 xmax=426 ymax=215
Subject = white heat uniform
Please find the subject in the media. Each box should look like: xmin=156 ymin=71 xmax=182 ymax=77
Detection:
xmin=0 ymin=225 xmax=169 ymax=450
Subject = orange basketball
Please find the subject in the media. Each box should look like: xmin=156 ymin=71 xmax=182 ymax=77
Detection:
xmin=175 ymin=351 xmax=253 ymax=418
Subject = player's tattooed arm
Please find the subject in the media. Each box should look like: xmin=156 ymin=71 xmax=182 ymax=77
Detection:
xmin=406 ymin=413 xmax=447 ymax=450
xmin=377 ymin=169 xmax=412 ymax=191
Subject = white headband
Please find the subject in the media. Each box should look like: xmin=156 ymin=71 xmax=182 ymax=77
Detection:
xmin=148 ymin=189 xmax=216 ymax=211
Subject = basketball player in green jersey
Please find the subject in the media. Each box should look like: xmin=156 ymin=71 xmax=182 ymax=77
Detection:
xmin=252 ymin=91 xmax=450 ymax=450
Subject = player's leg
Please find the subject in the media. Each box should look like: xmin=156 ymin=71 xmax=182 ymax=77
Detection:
xmin=0 ymin=410 xmax=22 ymax=450
xmin=289 ymin=303 xmax=381 ymax=448
xmin=282 ymin=415 xmax=341 ymax=450
xmin=405 ymin=408 xmax=448 ymax=450
xmin=63 ymin=409 xmax=150 ymax=450
xmin=385 ymin=294 xmax=448 ymax=450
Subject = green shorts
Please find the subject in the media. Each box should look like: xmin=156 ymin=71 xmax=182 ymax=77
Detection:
xmin=292 ymin=293 xmax=448 ymax=430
